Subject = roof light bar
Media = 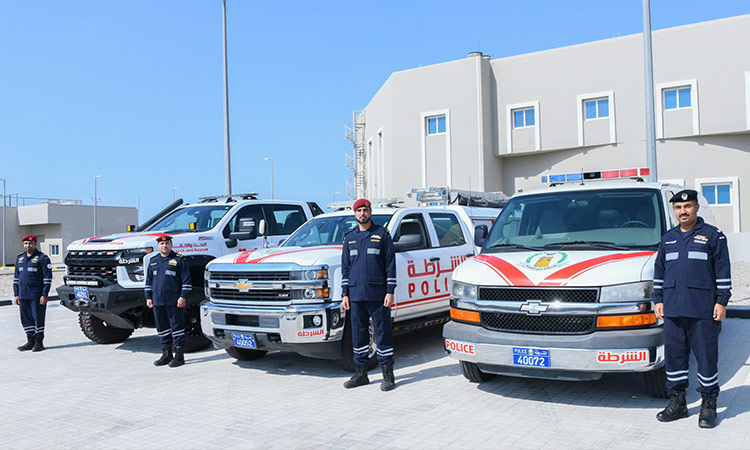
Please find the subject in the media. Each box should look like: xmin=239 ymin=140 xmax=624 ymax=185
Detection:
xmin=542 ymin=167 xmax=650 ymax=185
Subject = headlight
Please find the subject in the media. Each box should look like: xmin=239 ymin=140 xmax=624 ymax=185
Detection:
xmin=451 ymin=281 xmax=477 ymax=300
xmin=294 ymin=268 xmax=328 ymax=280
xmin=600 ymin=281 xmax=653 ymax=303
xmin=204 ymin=268 xmax=210 ymax=282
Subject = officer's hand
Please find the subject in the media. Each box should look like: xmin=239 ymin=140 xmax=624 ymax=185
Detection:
xmin=713 ymin=304 xmax=727 ymax=322
xmin=14 ymin=296 xmax=19 ymax=306
xmin=654 ymin=302 xmax=664 ymax=320
xmin=40 ymin=296 xmax=48 ymax=305
xmin=177 ymin=297 xmax=186 ymax=308
xmin=384 ymin=293 xmax=394 ymax=308
xmin=146 ymin=299 xmax=153 ymax=309
xmin=342 ymin=296 xmax=350 ymax=311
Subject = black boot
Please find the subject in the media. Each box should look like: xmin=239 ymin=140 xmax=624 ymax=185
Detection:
xmin=31 ymin=334 xmax=45 ymax=352
xmin=656 ymin=390 xmax=688 ymax=422
xmin=154 ymin=347 xmax=173 ymax=366
xmin=17 ymin=334 xmax=34 ymax=352
xmin=380 ymin=364 xmax=395 ymax=391
xmin=699 ymin=395 xmax=718 ymax=428
xmin=169 ymin=347 xmax=184 ymax=368
xmin=344 ymin=365 xmax=369 ymax=389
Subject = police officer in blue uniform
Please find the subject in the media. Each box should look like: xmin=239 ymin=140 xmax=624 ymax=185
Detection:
xmin=14 ymin=235 xmax=53 ymax=352
xmin=145 ymin=234 xmax=192 ymax=367
xmin=341 ymin=198 xmax=397 ymax=391
xmin=653 ymin=189 xmax=731 ymax=428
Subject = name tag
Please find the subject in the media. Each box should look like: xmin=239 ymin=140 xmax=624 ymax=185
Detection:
xmin=350 ymin=249 xmax=358 ymax=256
xmin=165 ymin=270 xmax=177 ymax=276
xmin=367 ymin=248 xmax=380 ymax=255
xmin=27 ymin=267 xmax=38 ymax=272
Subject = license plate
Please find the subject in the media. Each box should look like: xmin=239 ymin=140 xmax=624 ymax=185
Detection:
xmin=74 ymin=286 xmax=90 ymax=300
xmin=231 ymin=333 xmax=257 ymax=349
xmin=513 ymin=347 xmax=550 ymax=368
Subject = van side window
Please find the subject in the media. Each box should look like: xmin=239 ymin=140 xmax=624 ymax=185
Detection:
xmin=269 ymin=204 xmax=306 ymax=236
xmin=393 ymin=214 xmax=430 ymax=250
xmin=223 ymin=205 xmax=265 ymax=238
xmin=429 ymin=213 xmax=466 ymax=247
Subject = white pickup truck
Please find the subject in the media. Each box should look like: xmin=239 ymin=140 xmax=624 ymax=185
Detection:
xmin=201 ymin=204 xmax=500 ymax=370
xmin=444 ymin=175 xmax=717 ymax=397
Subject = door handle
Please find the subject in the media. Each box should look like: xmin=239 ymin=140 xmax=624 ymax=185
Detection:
xmin=429 ymin=257 xmax=440 ymax=262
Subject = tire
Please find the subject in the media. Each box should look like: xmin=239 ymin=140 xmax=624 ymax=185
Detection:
xmin=79 ymin=312 xmax=134 ymax=344
xmin=460 ymin=361 xmax=494 ymax=383
xmin=225 ymin=347 xmax=268 ymax=361
xmin=338 ymin=316 xmax=378 ymax=372
xmin=182 ymin=303 xmax=212 ymax=353
xmin=643 ymin=366 xmax=668 ymax=398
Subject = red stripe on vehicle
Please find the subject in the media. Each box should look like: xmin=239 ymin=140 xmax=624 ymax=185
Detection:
xmin=395 ymin=293 xmax=450 ymax=308
xmin=242 ymin=247 xmax=343 ymax=264
xmin=538 ymin=251 xmax=654 ymax=286
xmin=473 ymin=254 xmax=534 ymax=286
xmin=392 ymin=294 xmax=450 ymax=310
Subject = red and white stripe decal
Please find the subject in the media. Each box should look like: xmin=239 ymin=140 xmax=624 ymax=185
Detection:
xmin=234 ymin=247 xmax=343 ymax=264
xmin=392 ymin=293 xmax=450 ymax=311
xmin=474 ymin=252 xmax=654 ymax=287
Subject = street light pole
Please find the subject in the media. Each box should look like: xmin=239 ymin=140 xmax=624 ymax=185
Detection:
xmin=222 ymin=0 xmax=233 ymax=195
xmin=94 ymin=175 xmax=102 ymax=235
xmin=333 ymin=191 xmax=340 ymax=203
xmin=173 ymin=186 xmax=179 ymax=201
xmin=643 ymin=0 xmax=658 ymax=182
xmin=264 ymin=157 xmax=274 ymax=200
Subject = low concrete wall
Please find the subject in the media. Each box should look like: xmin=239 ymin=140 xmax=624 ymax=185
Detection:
xmin=727 ymin=233 xmax=750 ymax=302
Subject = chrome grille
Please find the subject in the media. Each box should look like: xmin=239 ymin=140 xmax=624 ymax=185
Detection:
xmin=210 ymin=289 xmax=291 ymax=302
xmin=480 ymin=313 xmax=596 ymax=334
xmin=209 ymin=271 xmax=291 ymax=281
xmin=478 ymin=287 xmax=598 ymax=303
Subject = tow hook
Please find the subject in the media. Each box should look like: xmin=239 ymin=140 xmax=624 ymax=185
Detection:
xmin=75 ymin=299 xmax=90 ymax=308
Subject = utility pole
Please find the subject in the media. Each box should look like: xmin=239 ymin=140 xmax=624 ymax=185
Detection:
xmin=94 ymin=175 xmax=102 ymax=235
xmin=222 ymin=0 xmax=233 ymax=195
xmin=643 ymin=0 xmax=658 ymax=182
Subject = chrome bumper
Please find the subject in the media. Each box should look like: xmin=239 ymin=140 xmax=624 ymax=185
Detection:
xmin=200 ymin=301 xmax=346 ymax=348
xmin=443 ymin=321 xmax=664 ymax=376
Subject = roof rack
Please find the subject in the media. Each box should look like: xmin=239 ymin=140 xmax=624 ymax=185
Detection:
xmin=543 ymin=167 xmax=650 ymax=186
xmin=327 ymin=197 xmax=404 ymax=211
xmin=408 ymin=187 xmax=509 ymax=208
xmin=198 ymin=192 xmax=259 ymax=203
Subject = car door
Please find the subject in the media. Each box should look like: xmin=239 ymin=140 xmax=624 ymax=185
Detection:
xmin=425 ymin=211 xmax=475 ymax=312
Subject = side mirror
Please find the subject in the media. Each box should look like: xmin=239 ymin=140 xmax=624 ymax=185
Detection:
xmin=393 ymin=234 xmax=423 ymax=252
xmin=474 ymin=225 xmax=488 ymax=247
xmin=258 ymin=219 xmax=266 ymax=236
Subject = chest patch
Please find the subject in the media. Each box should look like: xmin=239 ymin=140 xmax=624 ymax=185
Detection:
xmin=694 ymin=235 xmax=708 ymax=244
xmin=165 ymin=269 xmax=177 ymax=276
xmin=665 ymin=240 xmax=677 ymax=245
xmin=168 ymin=259 xmax=178 ymax=266
xmin=348 ymin=241 xmax=356 ymax=244
xmin=18 ymin=257 xmax=24 ymax=263
xmin=31 ymin=256 xmax=39 ymax=263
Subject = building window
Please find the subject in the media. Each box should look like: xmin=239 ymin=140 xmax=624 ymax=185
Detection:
xmin=584 ymin=98 xmax=609 ymax=119
xmin=50 ymin=245 xmax=60 ymax=255
xmin=513 ymin=107 xmax=535 ymax=128
xmin=702 ymin=184 xmax=731 ymax=205
xmin=427 ymin=115 xmax=446 ymax=135
xmin=664 ymin=87 xmax=691 ymax=110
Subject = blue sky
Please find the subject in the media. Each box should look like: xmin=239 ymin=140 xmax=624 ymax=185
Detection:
xmin=1 ymin=1 xmax=747 ymax=221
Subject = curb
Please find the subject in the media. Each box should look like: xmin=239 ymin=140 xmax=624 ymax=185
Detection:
xmin=727 ymin=305 xmax=750 ymax=319
xmin=0 ymin=295 xmax=60 ymax=307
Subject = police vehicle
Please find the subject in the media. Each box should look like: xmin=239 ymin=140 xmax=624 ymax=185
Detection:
xmin=56 ymin=194 xmax=323 ymax=351
xmin=443 ymin=167 xmax=717 ymax=398
xmin=201 ymin=190 xmax=503 ymax=370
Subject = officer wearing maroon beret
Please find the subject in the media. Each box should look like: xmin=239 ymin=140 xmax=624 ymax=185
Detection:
xmin=145 ymin=234 xmax=192 ymax=367
xmin=14 ymin=235 xmax=53 ymax=352
xmin=341 ymin=198 xmax=397 ymax=391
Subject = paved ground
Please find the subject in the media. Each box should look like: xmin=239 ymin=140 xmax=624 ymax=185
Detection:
xmin=2 ymin=304 xmax=750 ymax=449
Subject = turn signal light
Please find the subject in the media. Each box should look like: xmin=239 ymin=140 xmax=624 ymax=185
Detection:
xmin=597 ymin=313 xmax=656 ymax=328
xmin=450 ymin=308 xmax=481 ymax=323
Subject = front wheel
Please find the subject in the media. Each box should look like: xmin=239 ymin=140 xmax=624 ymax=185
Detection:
xmin=643 ymin=367 xmax=668 ymax=398
xmin=226 ymin=347 xmax=268 ymax=361
xmin=460 ymin=361 xmax=494 ymax=383
xmin=338 ymin=316 xmax=378 ymax=372
xmin=79 ymin=312 xmax=134 ymax=344
xmin=182 ymin=303 xmax=212 ymax=353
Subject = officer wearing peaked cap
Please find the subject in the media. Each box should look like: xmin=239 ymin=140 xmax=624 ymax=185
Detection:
xmin=653 ymin=189 xmax=731 ymax=428
xmin=341 ymin=198 xmax=398 ymax=391
xmin=14 ymin=235 xmax=53 ymax=352
xmin=145 ymin=234 xmax=192 ymax=367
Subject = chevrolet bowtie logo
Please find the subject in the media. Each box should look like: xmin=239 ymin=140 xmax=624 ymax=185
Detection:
xmin=234 ymin=279 xmax=252 ymax=292
xmin=519 ymin=301 xmax=548 ymax=315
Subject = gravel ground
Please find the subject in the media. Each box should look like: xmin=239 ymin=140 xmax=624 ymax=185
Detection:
xmin=2 ymin=263 xmax=748 ymax=302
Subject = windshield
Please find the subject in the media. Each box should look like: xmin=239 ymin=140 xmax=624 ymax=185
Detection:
xmin=147 ymin=205 xmax=233 ymax=233
xmin=282 ymin=214 xmax=392 ymax=248
xmin=484 ymin=188 xmax=665 ymax=251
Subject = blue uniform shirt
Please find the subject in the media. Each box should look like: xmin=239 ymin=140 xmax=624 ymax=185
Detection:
xmin=144 ymin=251 xmax=192 ymax=306
xmin=341 ymin=223 xmax=397 ymax=302
xmin=653 ymin=217 xmax=731 ymax=318
xmin=13 ymin=250 xmax=53 ymax=299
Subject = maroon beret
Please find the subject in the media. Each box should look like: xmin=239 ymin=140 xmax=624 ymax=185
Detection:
xmin=352 ymin=198 xmax=371 ymax=210
xmin=155 ymin=234 xmax=173 ymax=243
xmin=22 ymin=234 xmax=37 ymax=242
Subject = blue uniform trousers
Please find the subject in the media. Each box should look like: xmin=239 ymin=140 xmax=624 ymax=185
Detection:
xmin=153 ymin=305 xmax=186 ymax=349
xmin=19 ymin=298 xmax=46 ymax=337
xmin=664 ymin=317 xmax=720 ymax=397
xmin=350 ymin=301 xmax=394 ymax=366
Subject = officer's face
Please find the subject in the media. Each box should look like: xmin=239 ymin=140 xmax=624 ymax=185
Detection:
xmin=158 ymin=240 xmax=172 ymax=255
xmin=355 ymin=206 xmax=372 ymax=225
xmin=673 ymin=200 xmax=699 ymax=227
xmin=23 ymin=240 xmax=37 ymax=254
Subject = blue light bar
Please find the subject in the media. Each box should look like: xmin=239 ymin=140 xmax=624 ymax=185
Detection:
xmin=549 ymin=174 xmax=565 ymax=183
xmin=541 ymin=176 xmax=548 ymax=183
xmin=566 ymin=173 xmax=582 ymax=181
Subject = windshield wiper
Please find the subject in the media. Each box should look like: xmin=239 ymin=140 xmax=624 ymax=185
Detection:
xmin=544 ymin=240 xmax=629 ymax=250
xmin=488 ymin=243 xmax=544 ymax=251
